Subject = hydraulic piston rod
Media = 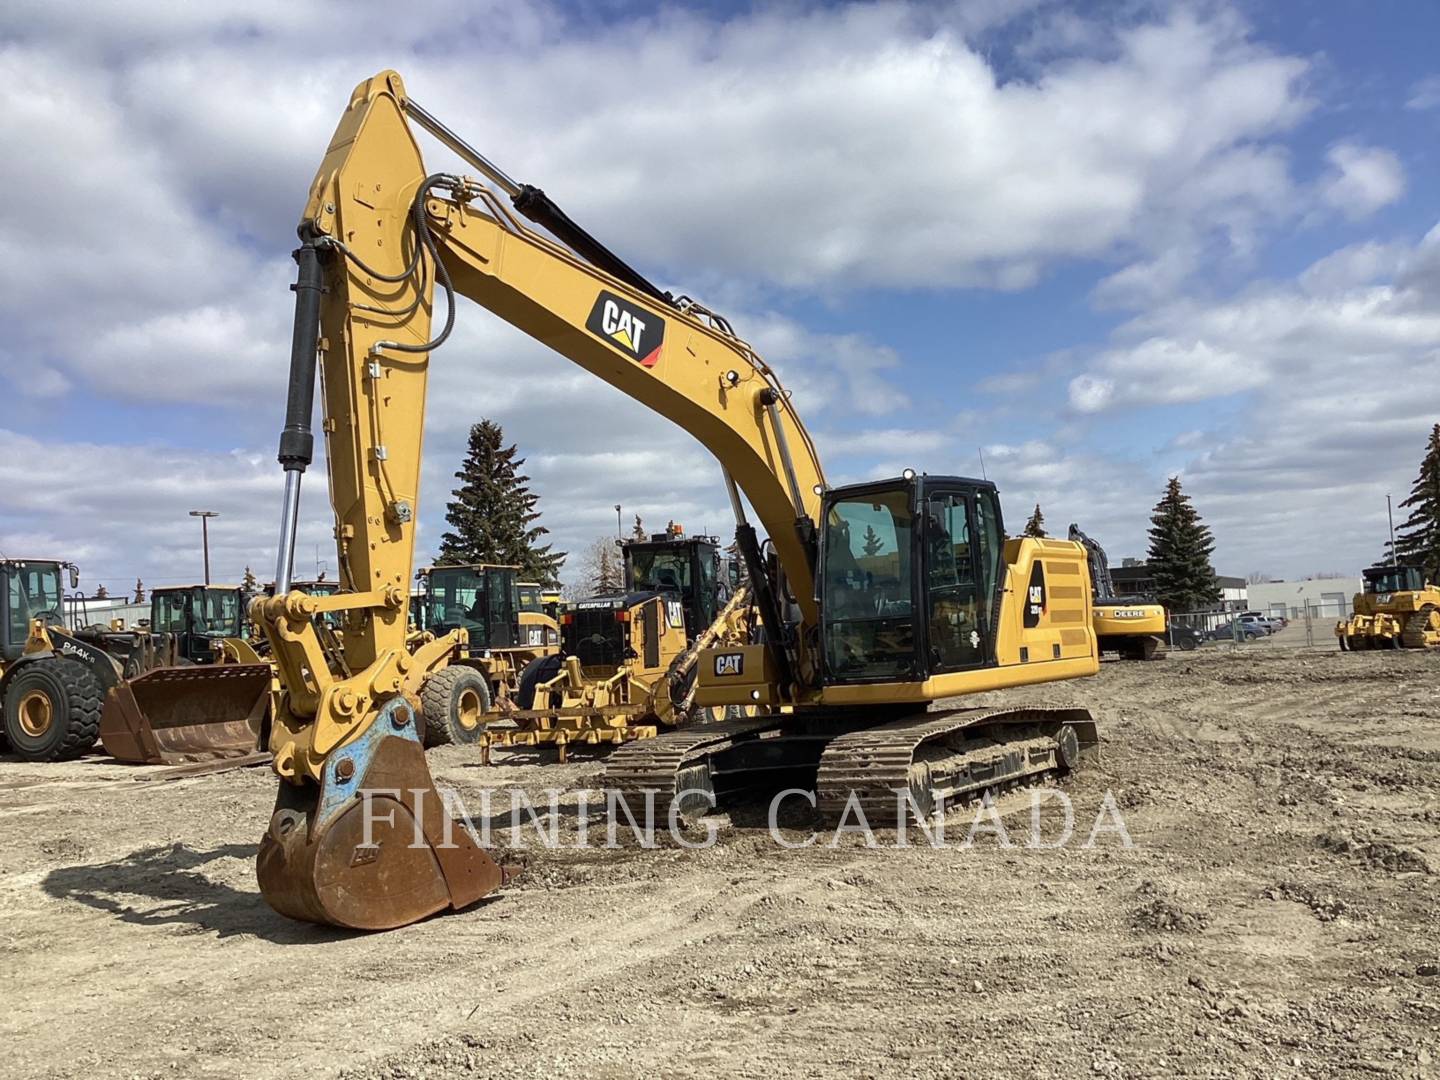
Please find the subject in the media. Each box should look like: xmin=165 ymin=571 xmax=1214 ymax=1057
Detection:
xmin=272 ymin=232 xmax=326 ymax=593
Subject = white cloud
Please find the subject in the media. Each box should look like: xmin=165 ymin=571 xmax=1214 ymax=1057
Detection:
xmin=1058 ymin=223 xmax=1440 ymax=574
xmin=1406 ymin=74 xmax=1440 ymax=111
xmin=1318 ymin=142 xmax=1406 ymax=219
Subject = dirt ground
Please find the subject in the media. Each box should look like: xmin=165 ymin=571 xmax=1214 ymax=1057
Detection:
xmin=2 ymin=639 xmax=1437 ymax=1080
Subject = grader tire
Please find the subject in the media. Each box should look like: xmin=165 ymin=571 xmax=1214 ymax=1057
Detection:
xmin=515 ymin=655 xmax=564 ymax=711
xmin=419 ymin=666 xmax=490 ymax=748
xmin=2 ymin=658 xmax=103 ymax=762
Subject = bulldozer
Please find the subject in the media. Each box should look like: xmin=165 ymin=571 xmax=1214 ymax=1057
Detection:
xmin=1069 ymin=524 xmax=1169 ymax=660
xmin=489 ymin=527 xmax=752 ymax=761
xmin=1336 ymin=564 xmax=1440 ymax=650
xmin=0 ymin=558 xmax=269 ymax=763
xmin=247 ymin=70 xmax=1102 ymax=929
xmin=411 ymin=562 xmax=560 ymax=744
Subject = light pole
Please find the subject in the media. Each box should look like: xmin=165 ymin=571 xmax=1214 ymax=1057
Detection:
xmin=615 ymin=503 xmax=622 ymax=540
xmin=1387 ymin=494 xmax=1397 ymax=566
xmin=189 ymin=510 xmax=219 ymax=585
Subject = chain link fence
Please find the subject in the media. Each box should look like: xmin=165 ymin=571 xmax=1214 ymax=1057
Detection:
xmin=1167 ymin=597 xmax=1355 ymax=650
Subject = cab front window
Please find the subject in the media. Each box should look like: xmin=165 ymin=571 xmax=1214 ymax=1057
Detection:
xmin=821 ymin=488 xmax=916 ymax=681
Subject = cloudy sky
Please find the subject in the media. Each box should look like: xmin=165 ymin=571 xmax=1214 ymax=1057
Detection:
xmin=2 ymin=0 xmax=1437 ymax=594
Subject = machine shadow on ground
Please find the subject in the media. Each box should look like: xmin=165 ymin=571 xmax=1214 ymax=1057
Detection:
xmin=41 ymin=842 xmax=350 ymax=945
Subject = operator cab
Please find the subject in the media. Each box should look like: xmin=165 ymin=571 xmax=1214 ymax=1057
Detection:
xmin=1363 ymin=565 xmax=1425 ymax=594
xmin=1 ymin=559 xmax=73 ymax=662
xmin=150 ymin=585 xmax=247 ymax=663
xmin=623 ymin=528 xmax=722 ymax=635
xmin=560 ymin=530 xmax=722 ymax=670
xmin=818 ymin=475 xmax=1005 ymax=685
xmin=417 ymin=564 xmax=520 ymax=648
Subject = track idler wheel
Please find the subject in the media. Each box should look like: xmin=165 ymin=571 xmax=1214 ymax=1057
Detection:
xmin=257 ymin=697 xmax=511 ymax=930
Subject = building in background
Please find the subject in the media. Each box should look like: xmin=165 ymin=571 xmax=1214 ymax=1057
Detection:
xmin=1245 ymin=578 xmax=1361 ymax=620
xmin=1110 ymin=563 xmax=1248 ymax=613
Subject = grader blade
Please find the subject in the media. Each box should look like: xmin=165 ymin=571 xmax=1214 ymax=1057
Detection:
xmin=257 ymin=696 xmax=510 ymax=930
xmin=99 ymin=664 xmax=271 ymax=765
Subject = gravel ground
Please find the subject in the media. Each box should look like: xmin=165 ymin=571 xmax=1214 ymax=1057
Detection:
xmin=1 ymin=643 xmax=1436 ymax=1079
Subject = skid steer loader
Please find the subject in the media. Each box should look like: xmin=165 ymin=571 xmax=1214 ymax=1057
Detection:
xmin=1 ymin=558 xmax=269 ymax=763
xmin=487 ymin=528 xmax=753 ymax=761
xmin=1337 ymin=564 xmax=1440 ymax=650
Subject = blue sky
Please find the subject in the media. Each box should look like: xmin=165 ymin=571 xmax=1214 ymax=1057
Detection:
xmin=2 ymin=0 xmax=1438 ymax=594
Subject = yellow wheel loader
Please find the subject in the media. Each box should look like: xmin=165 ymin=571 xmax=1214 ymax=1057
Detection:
xmin=1337 ymin=564 xmax=1440 ymax=650
xmin=1068 ymin=524 xmax=1169 ymax=660
xmin=247 ymin=71 xmax=1101 ymax=929
xmin=490 ymin=530 xmax=752 ymax=761
xmin=0 ymin=559 xmax=268 ymax=763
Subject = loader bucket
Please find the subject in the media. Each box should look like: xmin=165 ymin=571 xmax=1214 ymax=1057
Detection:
xmin=99 ymin=664 xmax=272 ymax=765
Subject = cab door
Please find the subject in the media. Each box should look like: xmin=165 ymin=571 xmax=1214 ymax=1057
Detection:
xmin=921 ymin=486 xmax=1002 ymax=674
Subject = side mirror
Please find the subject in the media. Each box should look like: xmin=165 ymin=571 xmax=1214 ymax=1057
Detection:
xmin=68 ymin=566 xmax=80 ymax=590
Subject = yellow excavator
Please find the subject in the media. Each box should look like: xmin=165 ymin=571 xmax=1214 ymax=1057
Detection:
xmin=1067 ymin=524 xmax=1169 ymax=660
xmin=250 ymin=71 xmax=1101 ymax=930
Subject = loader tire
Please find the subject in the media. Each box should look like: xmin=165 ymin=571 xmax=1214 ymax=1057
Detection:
xmin=515 ymin=655 xmax=564 ymax=711
xmin=420 ymin=666 xmax=490 ymax=748
xmin=2 ymin=658 xmax=103 ymax=762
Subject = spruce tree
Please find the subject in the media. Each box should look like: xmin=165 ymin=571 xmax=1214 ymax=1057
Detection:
xmin=242 ymin=566 xmax=258 ymax=591
xmin=1023 ymin=504 xmax=1047 ymax=538
xmin=1146 ymin=476 xmax=1221 ymax=612
xmin=133 ymin=579 xmax=146 ymax=603
xmin=436 ymin=420 xmax=565 ymax=584
xmin=1395 ymin=423 xmax=1440 ymax=582
xmin=631 ymin=514 xmax=647 ymax=541
xmin=862 ymin=524 xmax=885 ymax=557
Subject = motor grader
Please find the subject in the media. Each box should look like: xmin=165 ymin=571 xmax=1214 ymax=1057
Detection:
xmin=0 ymin=559 xmax=268 ymax=763
xmin=488 ymin=528 xmax=752 ymax=761
xmin=1069 ymin=524 xmax=1169 ymax=660
xmin=247 ymin=70 xmax=1102 ymax=930
xmin=411 ymin=562 xmax=560 ymax=745
xmin=1336 ymin=564 xmax=1440 ymax=650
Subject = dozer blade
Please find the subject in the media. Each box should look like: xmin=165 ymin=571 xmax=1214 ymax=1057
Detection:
xmin=257 ymin=696 xmax=510 ymax=930
xmin=99 ymin=664 xmax=271 ymax=765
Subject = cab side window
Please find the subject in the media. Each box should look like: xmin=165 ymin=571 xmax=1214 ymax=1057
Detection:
xmin=975 ymin=490 xmax=1003 ymax=634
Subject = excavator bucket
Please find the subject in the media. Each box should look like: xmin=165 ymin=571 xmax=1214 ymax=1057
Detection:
xmin=99 ymin=664 xmax=272 ymax=765
xmin=257 ymin=696 xmax=511 ymax=930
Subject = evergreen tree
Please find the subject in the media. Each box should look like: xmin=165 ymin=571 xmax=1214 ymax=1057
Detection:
xmin=95 ymin=584 xmax=109 ymax=599
xmin=436 ymin=420 xmax=565 ymax=584
xmin=631 ymin=514 xmax=647 ymax=541
xmin=1023 ymin=504 xmax=1047 ymax=538
xmin=1395 ymin=423 xmax=1440 ymax=581
xmin=1146 ymin=476 xmax=1221 ymax=612
xmin=133 ymin=578 xmax=146 ymax=603
xmin=861 ymin=524 xmax=885 ymax=557
xmin=242 ymin=566 xmax=258 ymax=591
